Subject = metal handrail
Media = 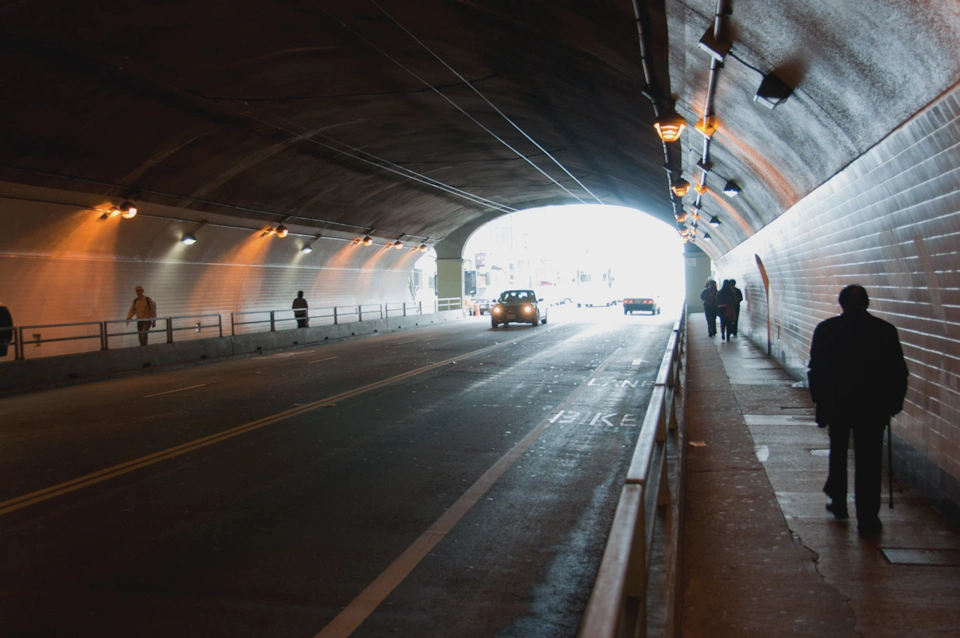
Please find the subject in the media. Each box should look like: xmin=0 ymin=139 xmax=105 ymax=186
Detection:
xmin=3 ymin=297 xmax=460 ymax=362
xmin=579 ymin=307 xmax=686 ymax=638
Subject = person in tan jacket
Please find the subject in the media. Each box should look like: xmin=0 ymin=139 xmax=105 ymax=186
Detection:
xmin=126 ymin=286 xmax=157 ymax=346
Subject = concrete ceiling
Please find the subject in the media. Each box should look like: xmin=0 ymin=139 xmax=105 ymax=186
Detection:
xmin=2 ymin=1 xmax=958 ymax=257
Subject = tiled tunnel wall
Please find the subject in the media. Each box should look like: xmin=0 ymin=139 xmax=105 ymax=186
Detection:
xmin=714 ymin=84 xmax=960 ymax=522
xmin=0 ymin=186 xmax=428 ymax=358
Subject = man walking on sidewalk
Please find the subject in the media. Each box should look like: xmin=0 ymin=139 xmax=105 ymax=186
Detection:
xmin=807 ymin=284 xmax=908 ymax=538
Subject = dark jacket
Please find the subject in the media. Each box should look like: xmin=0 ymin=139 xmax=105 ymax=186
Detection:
xmin=717 ymin=287 xmax=737 ymax=307
xmin=700 ymin=287 xmax=717 ymax=308
xmin=808 ymin=309 xmax=909 ymax=426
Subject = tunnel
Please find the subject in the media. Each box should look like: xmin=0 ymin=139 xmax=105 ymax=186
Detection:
xmin=1 ymin=1 xmax=959 ymax=634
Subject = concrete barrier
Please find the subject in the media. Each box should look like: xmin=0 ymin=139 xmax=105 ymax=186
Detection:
xmin=0 ymin=310 xmax=465 ymax=394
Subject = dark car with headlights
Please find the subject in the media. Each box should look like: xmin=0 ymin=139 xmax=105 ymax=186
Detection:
xmin=490 ymin=289 xmax=548 ymax=327
xmin=623 ymin=295 xmax=661 ymax=315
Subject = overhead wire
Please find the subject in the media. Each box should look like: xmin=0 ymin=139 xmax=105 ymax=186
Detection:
xmin=370 ymin=0 xmax=606 ymax=207
xmin=321 ymin=2 xmax=591 ymax=205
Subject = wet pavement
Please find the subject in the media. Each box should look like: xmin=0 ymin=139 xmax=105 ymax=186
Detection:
xmin=681 ymin=317 xmax=960 ymax=637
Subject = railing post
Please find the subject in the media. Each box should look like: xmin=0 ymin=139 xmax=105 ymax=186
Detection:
xmin=231 ymin=313 xmax=236 ymax=336
xmin=270 ymin=311 xmax=276 ymax=332
xmin=403 ymin=302 xmax=408 ymax=317
xmin=418 ymin=301 xmax=423 ymax=315
xmin=358 ymin=305 xmax=363 ymax=321
xmin=380 ymin=304 xmax=384 ymax=320
xmin=657 ymin=392 xmax=667 ymax=442
xmin=334 ymin=307 xmax=338 ymax=325
xmin=166 ymin=318 xmax=174 ymax=344
xmin=218 ymin=315 xmax=223 ymax=338
xmin=16 ymin=326 xmax=25 ymax=361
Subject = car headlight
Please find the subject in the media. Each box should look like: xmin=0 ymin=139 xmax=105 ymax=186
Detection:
xmin=523 ymin=305 xmax=533 ymax=313
xmin=493 ymin=306 xmax=502 ymax=314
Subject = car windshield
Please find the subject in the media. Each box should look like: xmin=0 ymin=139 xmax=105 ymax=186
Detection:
xmin=498 ymin=290 xmax=534 ymax=303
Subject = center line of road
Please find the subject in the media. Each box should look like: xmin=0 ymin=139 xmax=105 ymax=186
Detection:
xmin=143 ymin=384 xmax=207 ymax=399
xmin=314 ymin=346 xmax=625 ymax=638
xmin=0 ymin=330 xmax=547 ymax=518
xmin=308 ymin=356 xmax=339 ymax=364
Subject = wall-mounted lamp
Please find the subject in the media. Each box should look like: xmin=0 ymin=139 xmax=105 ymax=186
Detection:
xmin=118 ymin=201 xmax=138 ymax=219
xmin=302 ymin=235 xmax=321 ymax=254
xmin=654 ymin=112 xmax=686 ymax=143
xmin=675 ymin=211 xmax=688 ymax=223
xmin=703 ymin=233 xmax=712 ymax=241
xmin=754 ymin=73 xmax=793 ymax=109
xmin=699 ymin=27 xmax=731 ymax=62
xmin=694 ymin=182 xmax=708 ymax=195
xmin=181 ymin=220 xmax=208 ymax=245
xmin=275 ymin=224 xmax=289 ymax=238
xmin=695 ymin=117 xmax=716 ymax=138
xmin=361 ymin=235 xmax=373 ymax=246
xmin=709 ymin=216 xmax=722 ymax=226
xmin=671 ymin=179 xmax=690 ymax=198
xmin=394 ymin=238 xmax=404 ymax=250
xmin=417 ymin=244 xmax=429 ymax=253
xmin=722 ymin=180 xmax=741 ymax=197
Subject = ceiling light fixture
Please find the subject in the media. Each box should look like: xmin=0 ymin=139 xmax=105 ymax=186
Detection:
xmin=709 ymin=216 xmax=722 ymax=226
xmin=302 ymin=234 xmax=321 ymax=254
xmin=275 ymin=224 xmax=289 ymax=238
xmin=418 ymin=244 xmax=428 ymax=253
xmin=723 ymin=180 xmax=741 ymax=197
xmin=703 ymin=233 xmax=712 ymax=241
xmin=671 ymin=179 xmax=690 ymax=197
xmin=654 ymin=112 xmax=686 ymax=143
xmin=119 ymin=201 xmax=138 ymax=219
xmin=181 ymin=220 xmax=208 ymax=245
xmin=362 ymin=235 xmax=373 ymax=246
xmin=754 ymin=73 xmax=793 ymax=109
xmin=394 ymin=239 xmax=404 ymax=250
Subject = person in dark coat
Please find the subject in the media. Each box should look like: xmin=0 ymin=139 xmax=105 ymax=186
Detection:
xmin=293 ymin=291 xmax=309 ymax=328
xmin=700 ymin=280 xmax=718 ymax=337
xmin=716 ymin=279 xmax=737 ymax=341
xmin=807 ymin=285 xmax=908 ymax=538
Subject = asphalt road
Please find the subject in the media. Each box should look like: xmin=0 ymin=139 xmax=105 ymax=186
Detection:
xmin=0 ymin=304 xmax=677 ymax=637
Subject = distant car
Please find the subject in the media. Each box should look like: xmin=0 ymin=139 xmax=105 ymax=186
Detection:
xmin=623 ymin=296 xmax=661 ymax=315
xmin=477 ymin=298 xmax=493 ymax=315
xmin=490 ymin=289 xmax=548 ymax=327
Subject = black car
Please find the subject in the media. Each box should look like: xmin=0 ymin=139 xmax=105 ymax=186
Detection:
xmin=490 ymin=289 xmax=548 ymax=327
xmin=623 ymin=296 xmax=661 ymax=314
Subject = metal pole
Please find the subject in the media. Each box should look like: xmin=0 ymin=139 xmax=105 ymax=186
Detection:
xmin=218 ymin=315 xmax=223 ymax=338
xmin=334 ymin=307 xmax=338 ymax=325
xmin=101 ymin=321 xmax=108 ymax=351
xmin=270 ymin=311 xmax=275 ymax=332
xmin=16 ymin=326 xmax=24 ymax=360
xmin=166 ymin=318 xmax=173 ymax=344
xmin=231 ymin=313 xmax=236 ymax=336
xmin=358 ymin=305 xmax=363 ymax=321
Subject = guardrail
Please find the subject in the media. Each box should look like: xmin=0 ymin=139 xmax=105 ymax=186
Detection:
xmin=2 ymin=298 xmax=463 ymax=362
xmin=579 ymin=307 xmax=686 ymax=638
xmin=9 ymin=314 xmax=224 ymax=361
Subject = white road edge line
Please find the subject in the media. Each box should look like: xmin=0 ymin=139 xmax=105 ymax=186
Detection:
xmin=308 ymin=356 xmax=339 ymax=364
xmin=143 ymin=384 xmax=208 ymax=399
xmin=314 ymin=345 xmax=625 ymax=638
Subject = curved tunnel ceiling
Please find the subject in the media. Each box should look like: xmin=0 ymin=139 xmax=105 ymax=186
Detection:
xmin=2 ymin=1 xmax=959 ymax=257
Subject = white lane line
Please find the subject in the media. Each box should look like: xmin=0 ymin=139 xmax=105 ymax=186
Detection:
xmin=314 ymin=345 xmax=625 ymax=638
xmin=308 ymin=356 xmax=339 ymax=364
xmin=394 ymin=339 xmax=418 ymax=345
xmin=0 ymin=332 xmax=545 ymax=518
xmin=143 ymin=384 xmax=207 ymax=399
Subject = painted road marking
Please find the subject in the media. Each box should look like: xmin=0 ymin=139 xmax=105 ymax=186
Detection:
xmin=632 ymin=358 xmax=645 ymax=365
xmin=143 ymin=384 xmax=207 ymax=399
xmin=308 ymin=356 xmax=339 ymax=364
xmin=314 ymin=345 xmax=628 ymax=638
xmin=0 ymin=333 xmax=545 ymax=518
xmin=586 ymin=378 xmax=639 ymax=388
xmin=548 ymin=410 xmax=639 ymax=427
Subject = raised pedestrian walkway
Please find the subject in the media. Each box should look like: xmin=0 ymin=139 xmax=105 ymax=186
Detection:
xmin=680 ymin=317 xmax=960 ymax=637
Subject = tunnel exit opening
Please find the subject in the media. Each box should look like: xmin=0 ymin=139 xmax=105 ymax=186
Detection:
xmin=458 ymin=205 xmax=686 ymax=316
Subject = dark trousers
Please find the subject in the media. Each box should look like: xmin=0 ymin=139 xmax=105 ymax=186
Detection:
xmin=824 ymin=421 xmax=886 ymax=525
xmin=137 ymin=320 xmax=152 ymax=346
xmin=296 ymin=315 xmax=308 ymax=328
xmin=732 ymin=306 xmax=741 ymax=335
xmin=704 ymin=307 xmax=717 ymax=336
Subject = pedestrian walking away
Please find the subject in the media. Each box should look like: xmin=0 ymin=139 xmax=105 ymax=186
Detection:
xmin=716 ymin=279 xmax=737 ymax=341
xmin=807 ymin=284 xmax=909 ymax=539
xmin=126 ymin=286 xmax=158 ymax=346
xmin=700 ymin=280 xmax=718 ymax=337
xmin=293 ymin=291 xmax=309 ymax=328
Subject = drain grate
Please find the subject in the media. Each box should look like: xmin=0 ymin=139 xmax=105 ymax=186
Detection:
xmin=881 ymin=548 xmax=960 ymax=566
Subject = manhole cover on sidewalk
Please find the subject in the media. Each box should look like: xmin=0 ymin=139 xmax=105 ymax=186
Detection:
xmin=881 ymin=549 xmax=960 ymax=566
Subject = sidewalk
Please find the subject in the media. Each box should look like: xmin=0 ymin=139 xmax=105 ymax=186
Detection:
xmin=681 ymin=317 xmax=960 ymax=637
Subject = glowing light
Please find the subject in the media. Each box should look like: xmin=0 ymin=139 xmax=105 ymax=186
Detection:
xmin=275 ymin=224 xmax=289 ymax=238
xmin=119 ymin=201 xmax=137 ymax=219
xmin=671 ymin=180 xmax=690 ymax=198
xmin=362 ymin=236 xmax=373 ymax=246
xmin=654 ymin=113 xmax=686 ymax=143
